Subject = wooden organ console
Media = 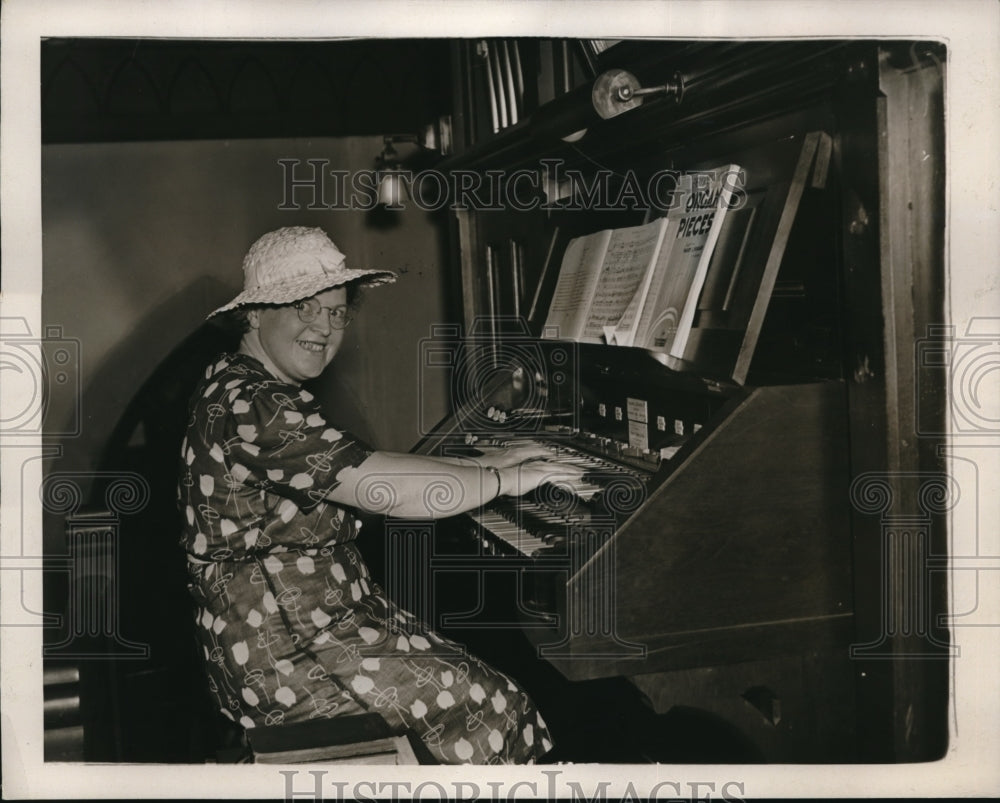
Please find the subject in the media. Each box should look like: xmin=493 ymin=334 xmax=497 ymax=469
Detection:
xmin=411 ymin=39 xmax=948 ymax=762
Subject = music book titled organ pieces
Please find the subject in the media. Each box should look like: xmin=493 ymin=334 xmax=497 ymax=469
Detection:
xmin=543 ymin=165 xmax=743 ymax=360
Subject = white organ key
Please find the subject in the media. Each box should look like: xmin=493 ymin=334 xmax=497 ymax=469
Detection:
xmin=467 ymin=509 xmax=547 ymax=557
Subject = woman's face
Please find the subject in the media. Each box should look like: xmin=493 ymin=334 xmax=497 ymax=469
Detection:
xmin=247 ymin=286 xmax=348 ymax=384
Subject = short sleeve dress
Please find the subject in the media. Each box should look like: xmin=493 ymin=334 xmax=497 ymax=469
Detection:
xmin=178 ymin=353 xmax=553 ymax=764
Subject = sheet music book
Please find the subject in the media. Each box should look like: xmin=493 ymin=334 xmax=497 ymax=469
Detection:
xmin=637 ymin=165 xmax=743 ymax=359
xmin=543 ymin=164 xmax=743 ymax=357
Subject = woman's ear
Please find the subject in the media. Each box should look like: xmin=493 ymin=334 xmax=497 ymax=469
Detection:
xmin=246 ymin=308 xmax=260 ymax=329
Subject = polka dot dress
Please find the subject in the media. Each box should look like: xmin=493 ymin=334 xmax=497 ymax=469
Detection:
xmin=178 ymin=353 xmax=553 ymax=764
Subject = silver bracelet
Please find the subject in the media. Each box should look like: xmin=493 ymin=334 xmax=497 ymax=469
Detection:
xmin=485 ymin=466 xmax=503 ymax=498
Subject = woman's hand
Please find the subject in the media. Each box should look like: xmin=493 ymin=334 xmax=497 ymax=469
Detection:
xmin=498 ymin=459 xmax=585 ymax=497
xmin=329 ymin=450 xmax=585 ymax=519
xmin=470 ymin=444 xmax=553 ymax=469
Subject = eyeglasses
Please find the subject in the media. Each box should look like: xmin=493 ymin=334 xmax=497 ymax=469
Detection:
xmin=293 ymin=298 xmax=353 ymax=330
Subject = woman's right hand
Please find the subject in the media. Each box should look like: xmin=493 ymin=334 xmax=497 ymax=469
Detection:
xmin=498 ymin=459 xmax=584 ymax=497
xmin=470 ymin=443 xmax=553 ymax=469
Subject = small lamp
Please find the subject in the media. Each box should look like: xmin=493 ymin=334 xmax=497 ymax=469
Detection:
xmin=376 ymin=138 xmax=408 ymax=208
xmin=374 ymin=122 xmax=448 ymax=209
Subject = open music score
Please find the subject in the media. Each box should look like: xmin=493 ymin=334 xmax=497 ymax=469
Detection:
xmin=542 ymin=166 xmax=743 ymax=357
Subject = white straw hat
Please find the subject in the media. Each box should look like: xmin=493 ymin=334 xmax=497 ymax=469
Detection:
xmin=208 ymin=226 xmax=396 ymax=317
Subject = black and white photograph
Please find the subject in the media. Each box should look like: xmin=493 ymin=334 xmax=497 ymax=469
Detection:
xmin=1 ymin=0 xmax=998 ymax=799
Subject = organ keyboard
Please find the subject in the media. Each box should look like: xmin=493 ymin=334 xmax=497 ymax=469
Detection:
xmin=461 ymin=435 xmax=654 ymax=557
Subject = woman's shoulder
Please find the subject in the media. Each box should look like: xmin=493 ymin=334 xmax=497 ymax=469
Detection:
xmin=202 ymin=351 xmax=266 ymax=382
xmin=196 ymin=352 xmax=279 ymax=392
xmin=194 ymin=352 xmax=320 ymax=413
